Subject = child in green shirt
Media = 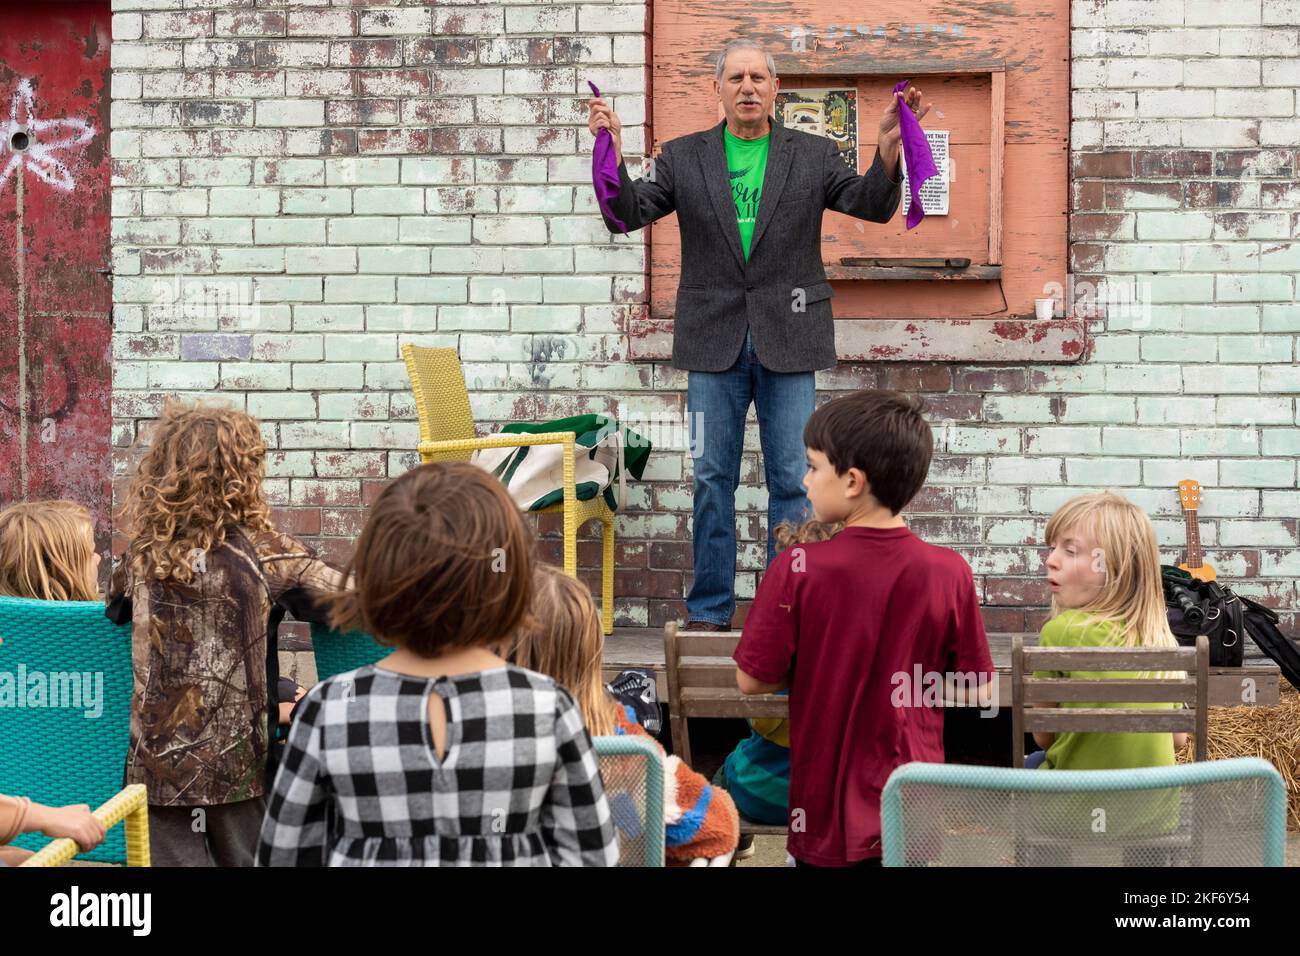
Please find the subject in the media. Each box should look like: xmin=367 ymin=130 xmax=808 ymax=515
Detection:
xmin=1029 ymin=491 xmax=1189 ymax=771
xmin=1025 ymin=492 xmax=1190 ymax=852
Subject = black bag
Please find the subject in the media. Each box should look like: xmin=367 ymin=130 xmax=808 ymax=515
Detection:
xmin=1160 ymin=565 xmax=1245 ymax=667
xmin=1161 ymin=565 xmax=1300 ymax=691
xmin=1236 ymin=592 xmax=1300 ymax=692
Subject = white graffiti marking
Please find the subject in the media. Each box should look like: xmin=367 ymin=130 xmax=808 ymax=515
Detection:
xmin=1 ymin=79 xmax=94 ymax=193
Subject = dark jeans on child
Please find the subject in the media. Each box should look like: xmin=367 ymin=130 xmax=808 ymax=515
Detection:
xmin=148 ymin=796 xmax=267 ymax=867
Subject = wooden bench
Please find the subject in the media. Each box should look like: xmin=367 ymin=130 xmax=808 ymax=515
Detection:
xmin=662 ymin=622 xmax=789 ymax=837
xmin=601 ymin=628 xmax=1280 ymax=708
xmin=1011 ymin=633 xmax=1210 ymax=765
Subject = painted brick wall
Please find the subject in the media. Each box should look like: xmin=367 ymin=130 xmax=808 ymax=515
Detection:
xmin=109 ymin=1 xmax=1300 ymax=635
xmin=1067 ymin=0 xmax=1300 ymax=629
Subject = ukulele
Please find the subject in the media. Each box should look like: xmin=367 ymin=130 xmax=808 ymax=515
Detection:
xmin=1176 ymin=479 xmax=1216 ymax=582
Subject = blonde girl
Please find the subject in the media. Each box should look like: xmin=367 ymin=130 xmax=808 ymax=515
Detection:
xmin=0 ymin=500 xmax=100 ymax=601
xmin=0 ymin=500 xmax=106 ymax=867
xmin=513 ymin=563 xmax=740 ymax=865
xmin=1031 ymin=491 xmax=1188 ymax=770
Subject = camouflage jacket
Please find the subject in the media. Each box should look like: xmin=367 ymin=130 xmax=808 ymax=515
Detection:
xmin=107 ymin=526 xmax=344 ymax=807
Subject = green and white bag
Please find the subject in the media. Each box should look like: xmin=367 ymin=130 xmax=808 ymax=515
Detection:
xmin=471 ymin=414 xmax=652 ymax=512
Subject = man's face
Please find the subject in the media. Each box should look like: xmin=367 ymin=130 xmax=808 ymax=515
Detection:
xmin=714 ymin=47 xmax=778 ymax=129
xmin=803 ymin=447 xmax=858 ymax=523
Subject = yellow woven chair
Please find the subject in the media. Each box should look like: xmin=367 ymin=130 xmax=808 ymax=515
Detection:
xmin=20 ymin=783 xmax=150 ymax=867
xmin=401 ymin=343 xmax=618 ymax=635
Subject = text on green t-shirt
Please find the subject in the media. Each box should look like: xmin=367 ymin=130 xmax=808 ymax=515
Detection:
xmin=723 ymin=126 xmax=770 ymax=261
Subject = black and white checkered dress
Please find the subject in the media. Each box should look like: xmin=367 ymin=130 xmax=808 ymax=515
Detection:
xmin=257 ymin=664 xmax=619 ymax=866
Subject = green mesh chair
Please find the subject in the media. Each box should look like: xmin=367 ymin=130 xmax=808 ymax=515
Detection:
xmin=592 ymin=735 xmax=665 ymax=867
xmin=0 ymin=595 xmax=133 ymax=864
xmin=880 ymin=757 xmax=1287 ymax=867
xmin=310 ymin=621 xmax=390 ymax=681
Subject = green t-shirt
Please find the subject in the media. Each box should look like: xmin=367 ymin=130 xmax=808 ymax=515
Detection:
xmin=1034 ymin=608 xmax=1181 ymax=771
xmin=1031 ymin=609 xmax=1184 ymax=845
xmin=724 ymin=126 xmax=769 ymax=260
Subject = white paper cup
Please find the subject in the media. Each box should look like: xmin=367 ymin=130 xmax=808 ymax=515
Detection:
xmin=1034 ymin=298 xmax=1055 ymax=320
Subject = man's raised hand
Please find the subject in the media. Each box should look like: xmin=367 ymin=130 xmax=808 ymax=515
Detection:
xmin=877 ymin=85 xmax=929 ymax=153
xmin=588 ymin=96 xmax=623 ymax=162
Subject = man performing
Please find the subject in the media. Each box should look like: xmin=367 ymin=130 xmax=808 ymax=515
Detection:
xmin=589 ymin=38 xmax=928 ymax=630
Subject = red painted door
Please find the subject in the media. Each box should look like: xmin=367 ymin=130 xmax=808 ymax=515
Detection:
xmin=0 ymin=4 xmax=112 ymax=554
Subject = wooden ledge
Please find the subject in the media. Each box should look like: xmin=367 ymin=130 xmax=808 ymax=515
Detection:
xmin=627 ymin=317 xmax=1089 ymax=364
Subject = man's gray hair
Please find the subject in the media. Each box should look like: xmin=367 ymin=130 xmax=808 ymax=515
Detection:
xmin=714 ymin=39 xmax=777 ymax=82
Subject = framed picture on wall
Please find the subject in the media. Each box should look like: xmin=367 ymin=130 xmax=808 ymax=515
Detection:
xmin=775 ymin=87 xmax=857 ymax=170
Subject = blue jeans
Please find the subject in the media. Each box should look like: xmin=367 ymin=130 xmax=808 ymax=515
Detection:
xmin=685 ymin=329 xmax=815 ymax=626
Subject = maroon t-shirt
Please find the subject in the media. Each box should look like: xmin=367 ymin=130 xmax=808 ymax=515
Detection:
xmin=734 ymin=525 xmax=994 ymax=866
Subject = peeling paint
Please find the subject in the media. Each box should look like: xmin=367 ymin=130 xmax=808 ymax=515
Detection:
xmin=1 ymin=6 xmax=113 ymax=552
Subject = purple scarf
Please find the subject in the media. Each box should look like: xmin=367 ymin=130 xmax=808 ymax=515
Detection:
xmin=588 ymin=80 xmax=628 ymax=233
xmin=893 ymin=80 xmax=938 ymax=230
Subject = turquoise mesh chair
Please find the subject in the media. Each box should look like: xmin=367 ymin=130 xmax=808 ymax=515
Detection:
xmin=0 ymin=596 xmax=133 ymax=864
xmin=880 ymin=757 xmax=1287 ymax=867
xmin=593 ymin=735 xmax=665 ymax=867
xmin=310 ymin=621 xmax=389 ymax=681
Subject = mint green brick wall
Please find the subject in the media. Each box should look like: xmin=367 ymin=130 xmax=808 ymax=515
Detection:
xmin=109 ymin=1 xmax=1300 ymax=630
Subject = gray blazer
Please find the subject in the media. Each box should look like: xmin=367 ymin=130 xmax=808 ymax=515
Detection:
xmin=602 ymin=117 xmax=902 ymax=373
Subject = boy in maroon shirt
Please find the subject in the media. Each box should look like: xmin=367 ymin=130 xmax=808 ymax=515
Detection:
xmin=734 ymin=390 xmax=995 ymax=867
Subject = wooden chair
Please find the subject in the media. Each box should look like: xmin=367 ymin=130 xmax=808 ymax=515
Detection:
xmin=20 ymin=784 xmax=151 ymax=867
xmin=1011 ymin=633 xmax=1209 ymax=766
xmin=401 ymin=343 xmax=618 ymax=634
xmin=662 ymin=622 xmax=789 ymax=838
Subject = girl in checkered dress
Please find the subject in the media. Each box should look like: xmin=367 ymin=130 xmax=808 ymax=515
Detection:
xmin=257 ymin=461 xmax=618 ymax=867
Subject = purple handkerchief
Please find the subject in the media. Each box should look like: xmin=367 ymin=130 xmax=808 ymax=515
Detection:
xmin=893 ymin=79 xmax=938 ymax=230
xmin=588 ymin=80 xmax=628 ymax=233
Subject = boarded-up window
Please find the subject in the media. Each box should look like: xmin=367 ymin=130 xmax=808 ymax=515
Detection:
xmin=634 ymin=3 xmax=1083 ymax=363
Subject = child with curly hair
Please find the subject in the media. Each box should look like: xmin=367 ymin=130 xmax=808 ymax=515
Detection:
xmin=108 ymin=399 xmax=345 ymax=866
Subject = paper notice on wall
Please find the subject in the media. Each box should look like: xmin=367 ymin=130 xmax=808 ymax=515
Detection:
xmin=900 ymin=129 xmax=950 ymax=217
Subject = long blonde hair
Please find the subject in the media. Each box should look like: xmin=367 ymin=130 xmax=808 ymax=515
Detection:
xmin=511 ymin=564 xmax=615 ymax=736
xmin=1045 ymin=491 xmax=1179 ymax=659
xmin=119 ymin=398 xmax=273 ymax=583
xmin=0 ymin=500 xmax=98 ymax=601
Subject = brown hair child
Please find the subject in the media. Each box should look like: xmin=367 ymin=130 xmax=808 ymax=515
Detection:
xmin=258 ymin=461 xmax=618 ymax=867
